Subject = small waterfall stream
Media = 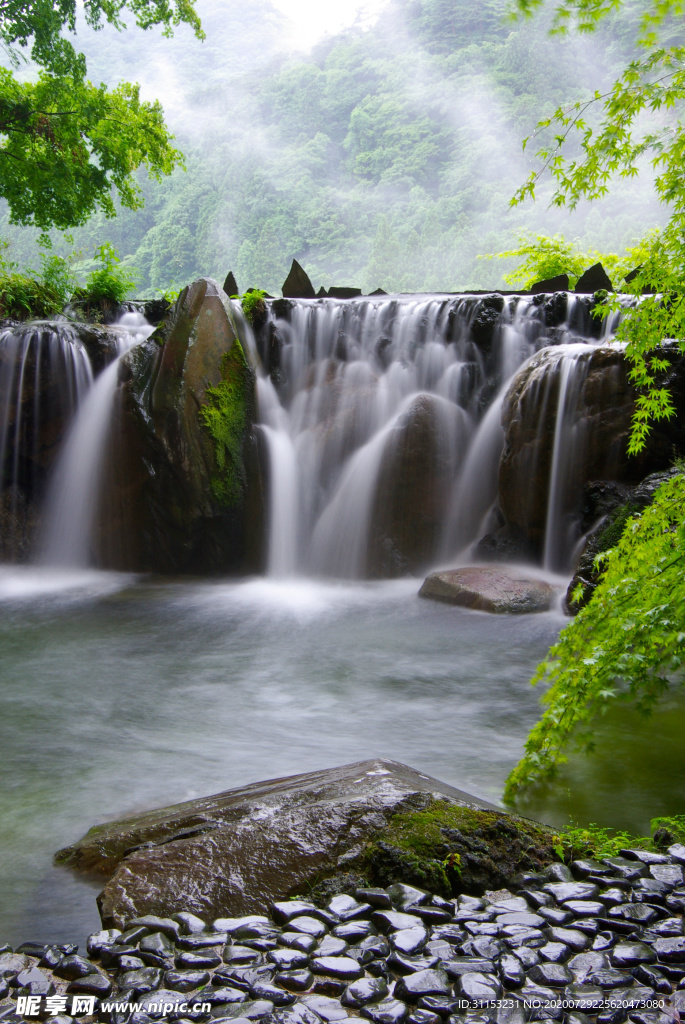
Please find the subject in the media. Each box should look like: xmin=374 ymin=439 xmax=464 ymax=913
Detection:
xmin=40 ymin=313 xmax=153 ymax=568
xmin=0 ymin=324 xmax=93 ymax=558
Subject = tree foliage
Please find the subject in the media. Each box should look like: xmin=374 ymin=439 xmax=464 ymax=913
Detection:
xmin=0 ymin=0 xmax=201 ymax=229
xmin=505 ymin=472 xmax=685 ymax=799
xmin=1 ymin=0 xmax=656 ymax=294
xmin=504 ymin=0 xmax=685 ymax=798
xmin=511 ymin=0 xmax=685 ymax=450
xmin=480 ymin=231 xmax=656 ymax=288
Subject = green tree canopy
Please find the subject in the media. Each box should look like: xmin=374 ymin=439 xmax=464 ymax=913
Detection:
xmin=0 ymin=0 xmax=202 ymax=229
xmin=505 ymin=0 xmax=685 ymax=798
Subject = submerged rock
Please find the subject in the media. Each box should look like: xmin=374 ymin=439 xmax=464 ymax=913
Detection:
xmin=418 ymin=567 xmax=556 ymax=614
xmin=54 ymin=759 xmax=558 ymax=928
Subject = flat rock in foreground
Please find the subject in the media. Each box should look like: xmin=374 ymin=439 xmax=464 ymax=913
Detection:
xmin=419 ymin=566 xmax=557 ymax=613
xmin=55 ymin=759 xmax=553 ymax=928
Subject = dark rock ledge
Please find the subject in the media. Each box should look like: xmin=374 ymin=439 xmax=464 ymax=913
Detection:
xmin=1 ymin=763 xmax=682 ymax=1024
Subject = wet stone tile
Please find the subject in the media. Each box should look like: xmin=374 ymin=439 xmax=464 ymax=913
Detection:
xmin=538 ymin=943 xmax=571 ymax=964
xmin=274 ymin=971 xmax=314 ymax=992
xmin=528 ymin=963 xmax=573 ymax=987
xmin=288 ymin=919 xmax=329 ymax=940
xmin=544 ymin=884 xmax=600 ymax=904
xmin=356 ymin=889 xmax=394 ymax=910
xmin=653 ymin=937 xmax=685 ymax=963
xmin=328 ymin=895 xmax=372 ymax=921
xmin=333 ymin=921 xmax=376 ymax=943
xmin=279 ymin=935 xmax=318 ymax=955
xmin=386 ymin=954 xmax=440 ymax=975
xmin=360 ymin=996 xmax=410 ymax=1024
xmin=547 ymin=928 xmax=591 ymax=952
xmin=392 ymin=930 xmax=429 ymax=957
xmin=387 ymin=885 xmax=431 ymax=911
xmin=394 ymin=969 xmax=452 ymax=1002
xmin=456 ymin=972 xmax=502 ymax=1004
xmin=311 ymin=957 xmax=364 ymax=981
xmin=407 ymin=1009 xmax=441 ymax=1024
xmin=300 ymin=993 xmax=350 ymax=1020
xmin=341 ymin=975 xmax=389 ymax=1007
xmin=317 ymin=937 xmax=348 ymax=959
xmin=610 ymin=943 xmax=657 ymax=969
xmin=164 ymin=968 xmax=210 ymax=991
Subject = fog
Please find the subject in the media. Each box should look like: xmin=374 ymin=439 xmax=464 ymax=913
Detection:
xmin=0 ymin=0 xmax=669 ymax=293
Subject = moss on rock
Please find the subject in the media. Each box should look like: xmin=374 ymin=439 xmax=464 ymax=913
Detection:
xmin=198 ymin=340 xmax=249 ymax=507
xmin=360 ymin=798 xmax=557 ymax=897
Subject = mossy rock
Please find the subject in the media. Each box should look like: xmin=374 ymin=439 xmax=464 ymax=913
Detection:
xmin=363 ymin=799 xmax=557 ymax=896
xmin=304 ymin=798 xmax=558 ymax=904
xmin=198 ymin=341 xmax=250 ymax=507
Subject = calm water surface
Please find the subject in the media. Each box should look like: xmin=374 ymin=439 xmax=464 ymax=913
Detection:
xmin=0 ymin=567 xmax=682 ymax=947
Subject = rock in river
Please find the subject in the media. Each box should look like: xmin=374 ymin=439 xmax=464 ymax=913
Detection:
xmin=418 ymin=566 xmax=556 ymax=613
xmin=55 ymin=759 xmax=555 ymax=929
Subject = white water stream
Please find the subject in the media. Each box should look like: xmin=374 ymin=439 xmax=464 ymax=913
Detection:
xmin=252 ymin=294 xmax=610 ymax=577
xmin=40 ymin=313 xmax=153 ymax=568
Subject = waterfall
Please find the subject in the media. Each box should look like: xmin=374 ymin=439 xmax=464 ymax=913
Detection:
xmin=251 ymin=292 xmax=604 ymax=579
xmin=0 ymin=291 xmax=628 ymax=579
xmin=40 ymin=313 xmax=153 ymax=568
xmin=0 ymin=324 xmax=92 ymax=559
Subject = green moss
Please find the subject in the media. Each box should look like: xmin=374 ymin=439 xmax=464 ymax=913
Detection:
xmin=241 ymin=288 xmax=267 ymax=326
xmin=595 ymin=501 xmax=640 ymax=552
xmin=199 ymin=340 xmax=248 ymax=506
xmin=362 ymin=798 xmax=557 ymax=896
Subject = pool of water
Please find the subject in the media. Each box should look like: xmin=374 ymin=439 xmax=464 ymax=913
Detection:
xmin=0 ymin=566 xmax=682 ymax=948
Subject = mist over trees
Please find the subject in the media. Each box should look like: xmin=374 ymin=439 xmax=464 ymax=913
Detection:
xmin=0 ymin=0 xmax=668 ymax=294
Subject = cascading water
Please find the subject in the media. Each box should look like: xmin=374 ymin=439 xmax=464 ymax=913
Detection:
xmin=0 ymin=324 xmax=93 ymax=559
xmin=251 ymin=292 xmax=614 ymax=579
xmin=40 ymin=312 xmax=153 ymax=568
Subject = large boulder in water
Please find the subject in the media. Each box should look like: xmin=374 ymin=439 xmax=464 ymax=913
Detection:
xmin=369 ymin=393 xmax=468 ymax=575
xmin=497 ymin=344 xmax=685 ymax=559
xmin=98 ymin=278 xmax=266 ymax=573
xmin=54 ymin=758 xmax=556 ymax=926
xmin=419 ymin=566 xmax=557 ymax=613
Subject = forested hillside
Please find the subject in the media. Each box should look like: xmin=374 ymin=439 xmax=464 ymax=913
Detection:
xmin=0 ymin=0 xmax=666 ymax=295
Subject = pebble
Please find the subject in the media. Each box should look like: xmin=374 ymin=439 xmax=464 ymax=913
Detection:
xmin=4 ymin=847 xmax=685 ymax=1024
xmin=390 ymin=929 xmax=428 ymax=956
xmin=311 ymin=958 xmax=364 ymax=981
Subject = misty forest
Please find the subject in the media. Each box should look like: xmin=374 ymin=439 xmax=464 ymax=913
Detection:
xmin=2 ymin=0 xmax=685 ymax=1016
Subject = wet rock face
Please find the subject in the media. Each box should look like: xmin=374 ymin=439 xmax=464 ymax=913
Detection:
xmin=54 ymin=759 xmax=554 ymax=929
xmin=369 ymin=395 xmax=467 ymax=576
xmin=497 ymin=346 xmax=685 ymax=559
xmin=418 ymin=567 xmax=557 ymax=614
xmin=564 ymin=470 xmax=679 ymax=612
xmin=97 ymin=278 xmax=266 ymax=573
